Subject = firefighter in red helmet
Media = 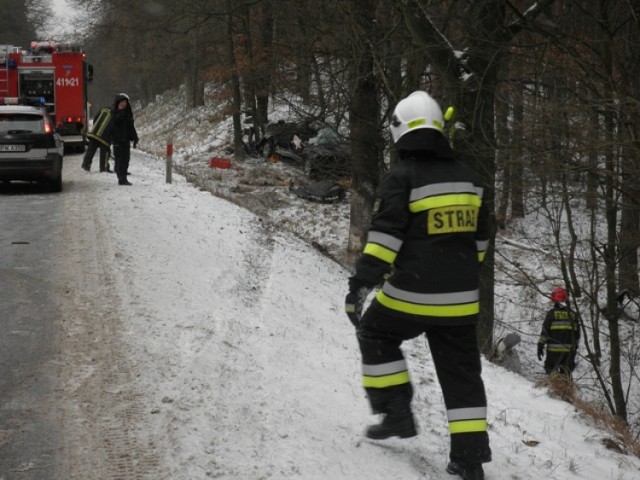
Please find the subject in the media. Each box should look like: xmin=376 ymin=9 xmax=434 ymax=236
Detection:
xmin=537 ymin=287 xmax=580 ymax=376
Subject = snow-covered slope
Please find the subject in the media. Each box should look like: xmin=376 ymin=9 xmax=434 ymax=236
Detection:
xmin=57 ymin=146 xmax=640 ymax=479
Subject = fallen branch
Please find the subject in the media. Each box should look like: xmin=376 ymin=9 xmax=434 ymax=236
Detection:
xmin=497 ymin=234 xmax=550 ymax=255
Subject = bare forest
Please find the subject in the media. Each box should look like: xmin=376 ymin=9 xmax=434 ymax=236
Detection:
xmin=15 ymin=0 xmax=640 ymax=442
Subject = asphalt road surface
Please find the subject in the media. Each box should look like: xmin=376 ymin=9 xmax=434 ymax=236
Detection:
xmin=0 ymin=154 xmax=161 ymax=479
xmin=0 ymin=180 xmax=65 ymax=480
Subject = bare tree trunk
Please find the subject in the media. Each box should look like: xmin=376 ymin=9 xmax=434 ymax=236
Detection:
xmin=347 ymin=0 xmax=382 ymax=264
xmin=495 ymin=91 xmax=510 ymax=229
xmin=404 ymin=48 xmax=425 ymax=93
xmin=510 ymin=83 xmax=525 ymax=218
xmin=603 ymin=107 xmax=626 ymax=420
xmin=385 ymin=39 xmax=403 ymax=167
xmin=589 ymin=212 xmax=603 ymax=363
xmin=255 ymin=0 xmax=273 ymax=137
xmin=184 ymin=24 xmax=206 ymax=109
xmin=184 ymin=55 xmax=200 ymax=109
xmin=240 ymin=5 xmax=258 ymax=136
xmin=295 ymin=17 xmax=312 ymax=104
xmin=226 ymin=0 xmax=246 ymax=160
xmin=617 ymin=110 xmax=640 ymax=296
xmin=311 ymin=54 xmax=327 ymax=118
xmin=562 ymin=169 xmax=616 ymax=410
xmin=600 ymin=0 xmax=626 ymax=421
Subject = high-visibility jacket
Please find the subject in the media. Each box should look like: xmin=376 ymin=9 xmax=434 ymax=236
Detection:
xmin=86 ymin=107 xmax=114 ymax=148
xmin=350 ymin=152 xmax=490 ymax=325
xmin=538 ymin=304 xmax=580 ymax=353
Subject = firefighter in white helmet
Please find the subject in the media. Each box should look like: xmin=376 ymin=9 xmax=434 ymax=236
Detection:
xmin=345 ymin=91 xmax=491 ymax=480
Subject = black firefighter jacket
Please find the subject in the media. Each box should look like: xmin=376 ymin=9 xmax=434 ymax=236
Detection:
xmin=350 ymin=152 xmax=490 ymax=326
xmin=539 ymin=304 xmax=580 ymax=354
xmin=111 ymin=105 xmax=139 ymax=147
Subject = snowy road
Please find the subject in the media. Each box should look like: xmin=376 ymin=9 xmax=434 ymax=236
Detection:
xmin=0 ymin=155 xmax=163 ymax=479
xmin=1 ymin=151 xmax=639 ymax=480
xmin=1 ymin=182 xmax=65 ymax=479
xmin=45 ymin=154 xmax=164 ymax=479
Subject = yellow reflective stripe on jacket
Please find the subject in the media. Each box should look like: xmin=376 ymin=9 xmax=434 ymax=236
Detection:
xmin=367 ymin=231 xmax=403 ymax=251
xmin=477 ymin=239 xmax=489 ymax=263
xmin=363 ymin=243 xmax=397 ymax=264
xmin=550 ymin=324 xmax=575 ymax=331
xmin=449 ymin=419 xmax=487 ymax=434
xmin=86 ymin=133 xmax=110 ymax=148
xmin=376 ymin=290 xmax=479 ymax=317
xmin=547 ymin=344 xmax=572 ymax=353
xmin=362 ymin=371 xmax=410 ymax=389
xmin=409 ymin=193 xmax=482 ymax=213
xmin=381 ymin=284 xmax=479 ymax=304
xmin=410 ymin=182 xmax=484 ymax=201
xmin=92 ymin=108 xmax=112 ymax=136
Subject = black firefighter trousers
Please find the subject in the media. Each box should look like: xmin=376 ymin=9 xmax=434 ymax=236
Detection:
xmin=357 ymin=305 xmax=492 ymax=466
xmin=113 ymin=143 xmax=131 ymax=184
xmin=82 ymin=138 xmax=110 ymax=171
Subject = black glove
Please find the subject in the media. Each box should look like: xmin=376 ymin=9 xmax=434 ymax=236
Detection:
xmin=133 ymin=140 xmax=138 ymax=149
xmin=537 ymin=343 xmax=545 ymax=361
xmin=345 ymin=286 xmax=371 ymax=328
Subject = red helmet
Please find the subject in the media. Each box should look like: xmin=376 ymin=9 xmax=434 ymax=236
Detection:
xmin=551 ymin=287 xmax=568 ymax=303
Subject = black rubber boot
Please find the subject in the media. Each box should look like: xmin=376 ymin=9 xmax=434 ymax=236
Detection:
xmin=365 ymin=410 xmax=417 ymax=440
xmin=446 ymin=461 xmax=484 ymax=480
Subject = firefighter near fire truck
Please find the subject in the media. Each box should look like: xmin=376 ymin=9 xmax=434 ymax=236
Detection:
xmin=110 ymin=93 xmax=138 ymax=186
xmin=0 ymin=41 xmax=93 ymax=152
xmin=82 ymin=106 xmax=114 ymax=172
xmin=345 ymin=91 xmax=491 ymax=480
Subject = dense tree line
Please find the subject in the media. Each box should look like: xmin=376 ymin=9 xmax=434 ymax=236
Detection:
xmin=0 ymin=0 xmax=51 ymax=47
xmin=66 ymin=0 xmax=639 ymax=430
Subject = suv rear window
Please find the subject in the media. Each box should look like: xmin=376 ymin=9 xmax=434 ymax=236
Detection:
xmin=0 ymin=114 xmax=45 ymax=134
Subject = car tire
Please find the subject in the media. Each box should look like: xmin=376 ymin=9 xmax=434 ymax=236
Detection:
xmin=50 ymin=175 xmax=62 ymax=193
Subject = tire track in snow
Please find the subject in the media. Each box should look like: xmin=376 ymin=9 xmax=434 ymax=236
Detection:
xmin=54 ymin=167 xmax=164 ymax=479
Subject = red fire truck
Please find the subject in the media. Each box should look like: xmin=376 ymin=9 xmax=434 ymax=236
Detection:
xmin=0 ymin=41 xmax=93 ymax=152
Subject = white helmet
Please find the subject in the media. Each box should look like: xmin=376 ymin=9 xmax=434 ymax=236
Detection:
xmin=390 ymin=91 xmax=444 ymax=145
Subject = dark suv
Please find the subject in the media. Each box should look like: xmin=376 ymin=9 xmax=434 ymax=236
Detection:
xmin=0 ymin=101 xmax=64 ymax=192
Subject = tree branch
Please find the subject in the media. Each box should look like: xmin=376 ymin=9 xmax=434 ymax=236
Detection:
xmin=398 ymin=0 xmax=469 ymax=86
xmin=505 ymin=0 xmax=559 ymax=39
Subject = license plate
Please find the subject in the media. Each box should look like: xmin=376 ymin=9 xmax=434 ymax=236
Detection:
xmin=0 ymin=144 xmax=26 ymax=152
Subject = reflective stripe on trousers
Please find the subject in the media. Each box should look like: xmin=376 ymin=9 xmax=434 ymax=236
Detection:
xmin=362 ymin=359 xmax=410 ymax=389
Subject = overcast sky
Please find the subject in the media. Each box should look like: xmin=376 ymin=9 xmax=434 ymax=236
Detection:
xmin=46 ymin=0 xmax=85 ymax=40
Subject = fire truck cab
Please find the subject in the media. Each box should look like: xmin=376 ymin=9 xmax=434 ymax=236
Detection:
xmin=0 ymin=41 xmax=93 ymax=153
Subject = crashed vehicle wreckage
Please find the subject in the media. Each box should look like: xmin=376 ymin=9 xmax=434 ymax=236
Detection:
xmin=244 ymin=120 xmax=351 ymax=203
xmin=253 ymin=120 xmax=352 ymax=181
xmin=288 ymin=177 xmax=346 ymax=203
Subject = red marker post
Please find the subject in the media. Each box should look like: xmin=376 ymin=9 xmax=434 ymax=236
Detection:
xmin=166 ymin=139 xmax=173 ymax=184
